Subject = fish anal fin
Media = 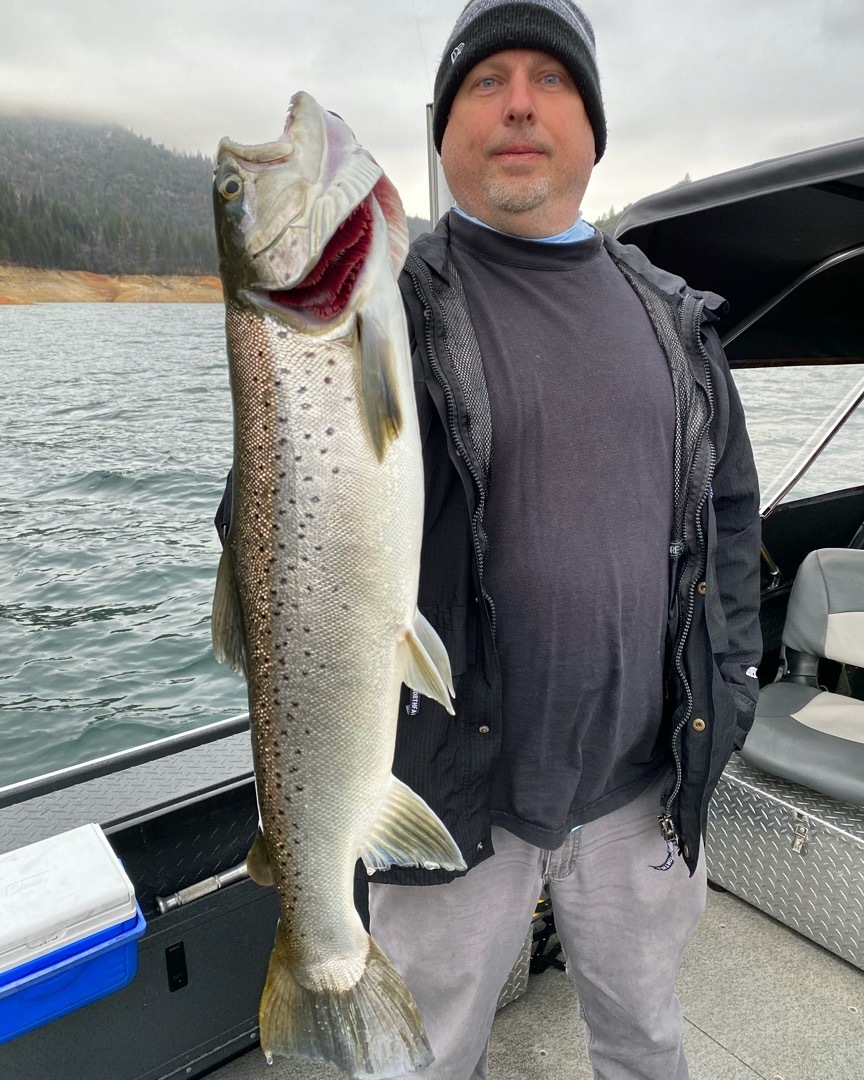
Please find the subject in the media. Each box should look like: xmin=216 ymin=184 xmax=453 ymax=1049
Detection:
xmin=403 ymin=609 xmax=455 ymax=714
xmin=357 ymin=308 xmax=402 ymax=463
xmin=211 ymin=546 xmax=247 ymax=678
xmin=259 ymin=924 xmax=433 ymax=1077
xmin=360 ymin=774 xmax=466 ymax=874
xmin=246 ymin=827 xmax=275 ymax=887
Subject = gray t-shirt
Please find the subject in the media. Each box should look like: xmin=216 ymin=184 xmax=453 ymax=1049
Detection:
xmin=448 ymin=210 xmax=675 ymax=848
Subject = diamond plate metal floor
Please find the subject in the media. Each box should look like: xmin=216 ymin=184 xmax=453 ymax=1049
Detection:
xmin=208 ymin=887 xmax=864 ymax=1080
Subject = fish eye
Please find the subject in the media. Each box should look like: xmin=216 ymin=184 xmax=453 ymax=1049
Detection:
xmin=219 ymin=175 xmax=243 ymax=201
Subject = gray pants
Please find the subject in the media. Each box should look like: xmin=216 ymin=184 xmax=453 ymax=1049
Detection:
xmin=368 ymin=777 xmax=707 ymax=1080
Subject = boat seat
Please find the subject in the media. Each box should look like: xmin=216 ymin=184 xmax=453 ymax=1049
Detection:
xmin=740 ymin=547 xmax=864 ymax=805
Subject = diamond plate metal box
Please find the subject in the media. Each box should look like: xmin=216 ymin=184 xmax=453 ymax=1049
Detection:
xmin=706 ymin=755 xmax=864 ymax=971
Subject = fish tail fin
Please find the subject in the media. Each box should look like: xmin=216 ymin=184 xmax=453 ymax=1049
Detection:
xmin=259 ymin=925 xmax=433 ymax=1079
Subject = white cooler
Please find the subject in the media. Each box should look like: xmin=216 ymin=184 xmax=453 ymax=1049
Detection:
xmin=0 ymin=822 xmax=146 ymax=1044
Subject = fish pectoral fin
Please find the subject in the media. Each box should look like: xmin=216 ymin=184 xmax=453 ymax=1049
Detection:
xmin=211 ymin=547 xmax=248 ymax=677
xmin=403 ymin=609 xmax=455 ymax=714
xmin=357 ymin=307 xmax=402 ymax=463
xmin=259 ymin=924 xmax=432 ymax=1076
xmin=360 ymin=774 xmax=467 ymax=874
xmin=246 ymin=827 xmax=275 ymax=887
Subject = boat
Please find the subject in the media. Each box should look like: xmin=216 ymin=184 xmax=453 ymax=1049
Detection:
xmin=615 ymin=136 xmax=864 ymax=976
xmin=1 ymin=137 xmax=863 ymax=1079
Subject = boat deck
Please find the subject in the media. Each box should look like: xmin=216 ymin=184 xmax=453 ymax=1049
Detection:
xmin=210 ymin=886 xmax=864 ymax=1080
xmin=3 ymin=733 xmax=862 ymax=1079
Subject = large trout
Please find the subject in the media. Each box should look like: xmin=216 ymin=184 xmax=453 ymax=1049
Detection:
xmin=210 ymin=92 xmax=465 ymax=1078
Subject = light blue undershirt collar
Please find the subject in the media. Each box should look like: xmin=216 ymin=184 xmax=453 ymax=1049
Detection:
xmin=452 ymin=204 xmax=595 ymax=243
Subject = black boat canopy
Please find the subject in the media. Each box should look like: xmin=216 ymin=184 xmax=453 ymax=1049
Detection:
xmin=615 ymin=138 xmax=864 ymax=368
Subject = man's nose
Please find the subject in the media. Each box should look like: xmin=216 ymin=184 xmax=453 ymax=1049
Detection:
xmin=502 ymin=72 xmax=536 ymax=123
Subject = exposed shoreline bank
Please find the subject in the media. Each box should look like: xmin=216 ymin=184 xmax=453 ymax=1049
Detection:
xmin=0 ymin=265 xmax=223 ymax=304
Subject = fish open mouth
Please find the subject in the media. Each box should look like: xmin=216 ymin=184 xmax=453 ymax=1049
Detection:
xmin=266 ymin=197 xmax=373 ymax=320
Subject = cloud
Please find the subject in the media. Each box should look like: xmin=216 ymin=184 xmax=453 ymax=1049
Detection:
xmin=1 ymin=0 xmax=862 ymax=220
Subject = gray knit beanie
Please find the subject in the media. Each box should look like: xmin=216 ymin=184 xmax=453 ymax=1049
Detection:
xmin=433 ymin=0 xmax=606 ymax=162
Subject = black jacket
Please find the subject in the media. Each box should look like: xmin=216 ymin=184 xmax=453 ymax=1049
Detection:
xmin=376 ymin=217 xmax=762 ymax=882
xmin=215 ymin=216 xmax=763 ymax=883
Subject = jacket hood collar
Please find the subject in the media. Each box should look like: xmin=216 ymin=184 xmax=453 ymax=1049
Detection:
xmin=410 ymin=217 xmax=728 ymax=322
xmin=603 ymin=233 xmax=728 ymax=319
xmin=410 ymin=214 xmax=453 ymax=280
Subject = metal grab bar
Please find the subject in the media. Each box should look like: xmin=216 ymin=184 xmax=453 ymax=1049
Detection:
xmin=759 ymin=372 xmax=864 ymax=517
xmin=721 ymin=244 xmax=864 ymax=349
xmin=0 ymin=713 xmax=251 ymax=811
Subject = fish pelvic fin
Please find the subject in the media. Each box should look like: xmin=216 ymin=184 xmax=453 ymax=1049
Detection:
xmin=356 ymin=307 xmax=402 ymax=463
xmin=246 ymin=827 xmax=275 ymax=887
xmin=361 ymin=774 xmax=467 ymax=874
xmin=259 ymin=924 xmax=433 ymax=1079
xmin=403 ymin=609 xmax=455 ymax=714
xmin=211 ymin=547 xmax=247 ymax=677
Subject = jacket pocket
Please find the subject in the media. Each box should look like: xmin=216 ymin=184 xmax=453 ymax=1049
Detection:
xmin=420 ymin=602 xmax=471 ymax=679
xmin=703 ymin=503 xmax=730 ymax=652
xmin=730 ymin=674 xmax=759 ymax=751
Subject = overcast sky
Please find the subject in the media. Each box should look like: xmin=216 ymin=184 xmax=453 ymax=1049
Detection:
xmin=2 ymin=0 xmax=862 ymax=221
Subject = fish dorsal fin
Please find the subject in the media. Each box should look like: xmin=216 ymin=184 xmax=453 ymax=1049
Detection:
xmin=211 ymin=546 xmax=248 ymax=678
xmin=372 ymin=173 xmax=410 ymax=277
xmin=403 ymin=609 xmax=455 ymax=714
xmin=356 ymin=305 xmax=403 ymax=462
xmin=360 ymin=774 xmax=466 ymax=873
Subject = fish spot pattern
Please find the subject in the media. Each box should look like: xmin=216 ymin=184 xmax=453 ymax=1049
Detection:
xmin=222 ymin=301 xmax=420 ymax=967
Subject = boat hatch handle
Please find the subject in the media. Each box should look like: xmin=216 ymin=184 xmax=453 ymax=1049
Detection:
xmin=792 ymin=813 xmax=810 ymax=856
xmin=721 ymin=244 xmax=864 ymax=349
xmin=156 ymin=861 xmax=250 ymax=914
xmin=0 ymin=712 xmax=251 ymax=811
xmin=759 ymin=370 xmax=864 ymax=519
xmin=760 ymin=544 xmax=783 ymax=590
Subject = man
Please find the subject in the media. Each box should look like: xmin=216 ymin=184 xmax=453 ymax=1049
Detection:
xmin=365 ymin=2 xmax=762 ymax=1078
xmin=215 ymin=1 xmax=761 ymax=1075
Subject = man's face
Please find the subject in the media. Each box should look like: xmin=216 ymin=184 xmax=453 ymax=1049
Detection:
xmin=440 ymin=49 xmax=596 ymax=237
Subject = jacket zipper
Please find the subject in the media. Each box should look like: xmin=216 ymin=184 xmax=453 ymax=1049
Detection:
xmin=660 ymin=296 xmax=718 ymax=847
xmin=405 ymin=256 xmax=497 ymax=635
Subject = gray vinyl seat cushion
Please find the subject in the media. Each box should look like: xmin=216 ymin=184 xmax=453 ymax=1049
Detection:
xmin=739 ymin=681 xmax=864 ymax=805
xmin=740 ymin=548 xmax=864 ymax=806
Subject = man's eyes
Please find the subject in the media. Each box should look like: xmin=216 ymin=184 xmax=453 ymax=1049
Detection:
xmin=474 ymin=71 xmax=565 ymax=88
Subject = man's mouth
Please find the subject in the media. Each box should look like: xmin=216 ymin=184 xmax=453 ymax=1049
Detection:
xmin=492 ymin=144 xmax=546 ymax=163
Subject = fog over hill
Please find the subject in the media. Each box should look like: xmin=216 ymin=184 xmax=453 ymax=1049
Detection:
xmin=0 ymin=116 xmax=430 ymax=275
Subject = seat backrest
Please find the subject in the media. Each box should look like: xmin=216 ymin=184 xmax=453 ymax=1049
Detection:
xmin=783 ymin=548 xmax=864 ymax=667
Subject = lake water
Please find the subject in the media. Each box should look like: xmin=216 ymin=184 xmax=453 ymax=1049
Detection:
xmin=1 ymin=303 xmax=862 ymax=788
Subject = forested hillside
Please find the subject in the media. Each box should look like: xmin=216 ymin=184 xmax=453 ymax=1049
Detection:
xmin=0 ymin=116 xmax=430 ymax=275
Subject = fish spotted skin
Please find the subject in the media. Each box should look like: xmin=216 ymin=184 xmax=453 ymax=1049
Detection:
xmin=211 ymin=91 xmax=465 ymax=1078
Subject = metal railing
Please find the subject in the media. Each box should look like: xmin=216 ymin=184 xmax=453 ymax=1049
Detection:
xmin=0 ymin=712 xmax=250 ymax=811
